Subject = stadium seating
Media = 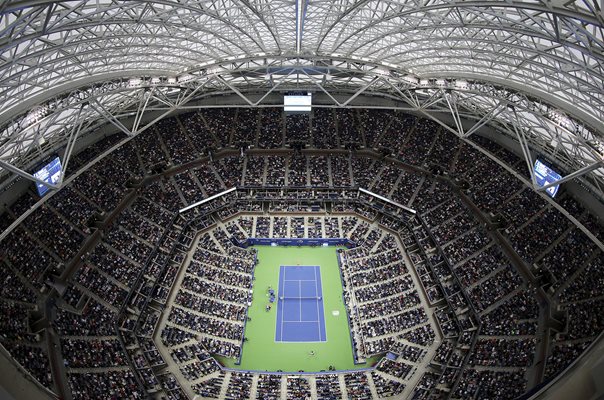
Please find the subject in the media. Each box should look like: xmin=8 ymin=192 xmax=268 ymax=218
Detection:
xmin=0 ymin=107 xmax=602 ymax=399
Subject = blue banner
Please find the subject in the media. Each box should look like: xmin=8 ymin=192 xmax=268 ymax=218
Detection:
xmin=244 ymin=238 xmax=354 ymax=247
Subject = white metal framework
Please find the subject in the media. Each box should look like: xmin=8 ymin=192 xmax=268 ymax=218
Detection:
xmin=1 ymin=1 xmax=603 ymax=196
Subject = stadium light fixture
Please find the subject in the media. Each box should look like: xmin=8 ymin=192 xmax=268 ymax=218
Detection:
xmin=549 ymin=110 xmax=572 ymax=130
xmin=206 ymin=67 xmax=221 ymax=75
xmin=127 ymin=78 xmax=142 ymax=87
xmin=403 ymin=75 xmax=419 ymax=84
xmin=22 ymin=106 xmax=49 ymax=128
xmin=455 ymin=80 xmax=468 ymax=89
xmin=374 ymin=67 xmax=390 ymax=76
xmin=587 ymin=139 xmax=604 ymax=159
xmin=178 ymin=74 xmax=194 ymax=83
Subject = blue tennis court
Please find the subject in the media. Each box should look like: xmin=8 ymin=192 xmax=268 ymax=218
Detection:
xmin=275 ymin=265 xmax=327 ymax=342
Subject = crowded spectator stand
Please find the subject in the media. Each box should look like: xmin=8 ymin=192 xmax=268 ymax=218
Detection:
xmin=0 ymin=108 xmax=601 ymax=399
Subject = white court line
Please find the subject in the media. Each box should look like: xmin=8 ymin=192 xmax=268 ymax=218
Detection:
xmin=299 ymin=280 xmax=302 ymax=322
xmin=282 ymin=320 xmax=320 ymax=323
xmin=279 ymin=267 xmax=285 ymax=341
xmin=283 ymin=279 xmax=317 ymax=281
xmin=314 ymin=266 xmax=322 ymax=341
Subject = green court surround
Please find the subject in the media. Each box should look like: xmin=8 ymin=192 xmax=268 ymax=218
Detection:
xmin=216 ymin=245 xmax=381 ymax=372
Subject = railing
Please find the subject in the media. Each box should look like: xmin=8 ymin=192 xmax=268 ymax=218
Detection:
xmin=235 ymin=247 xmax=257 ymax=366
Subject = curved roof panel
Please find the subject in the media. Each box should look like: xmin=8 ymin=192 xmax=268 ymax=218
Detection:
xmin=0 ymin=0 xmax=603 ymax=191
xmin=1 ymin=1 xmax=602 ymax=115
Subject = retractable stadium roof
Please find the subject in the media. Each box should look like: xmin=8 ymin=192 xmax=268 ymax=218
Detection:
xmin=0 ymin=0 xmax=603 ymax=196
